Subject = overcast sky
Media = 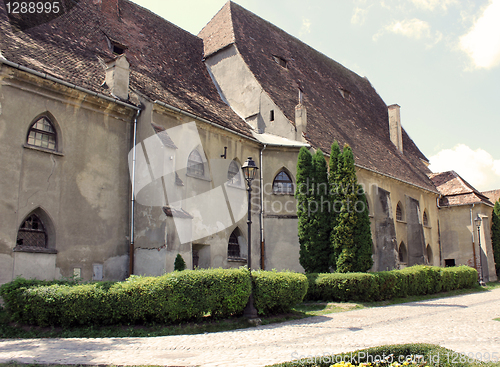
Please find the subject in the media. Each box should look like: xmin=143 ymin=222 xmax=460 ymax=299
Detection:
xmin=131 ymin=0 xmax=500 ymax=192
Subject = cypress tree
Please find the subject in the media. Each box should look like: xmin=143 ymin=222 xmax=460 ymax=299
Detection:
xmin=308 ymin=149 xmax=331 ymax=273
xmin=328 ymin=141 xmax=342 ymax=270
xmin=332 ymin=145 xmax=358 ymax=273
xmin=352 ymin=184 xmax=374 ymax=272
xmin=296 ymin=147 xmax=314 ymax=272
xmin=491 ymin=200 xmax=500 ymax=276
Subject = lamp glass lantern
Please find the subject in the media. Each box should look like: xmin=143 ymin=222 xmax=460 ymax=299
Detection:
xmin=241 ymin=157 xmax=259 ymax=183
xmin=474 ymin=214 xmax=482 ymax=228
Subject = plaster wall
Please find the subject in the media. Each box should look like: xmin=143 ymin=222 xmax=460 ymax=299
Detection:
xmin=0 ymin=66 xmax=134 ymax=284
xmin=205 ymin=45 xmax=296 ymax=139
xmin=439 ymin=204 xmax=497 ymax=282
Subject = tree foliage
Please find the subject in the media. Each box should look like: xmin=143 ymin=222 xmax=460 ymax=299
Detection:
xmin=296 ymin=147 xmax=314 ymax=272
xmin=308 ymin=149 xmax=331 ymax=273
xmin=174 ymin=253 xmax=186 ymax=271
xmin=491 ymin=200 xmax=500 ymax=276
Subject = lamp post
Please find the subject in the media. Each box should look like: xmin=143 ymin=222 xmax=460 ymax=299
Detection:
xmin=241 ymin=157 xmax=259 ymax=319
xmin=474 ymin=214 xmax=486 ymax=286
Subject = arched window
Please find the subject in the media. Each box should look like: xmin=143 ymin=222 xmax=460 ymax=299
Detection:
xmin=27 ymin=116 xmax=57 ymax=151
xmin=228 ymin=230 xmax=240 ymax=258
xmin=426 ymin=244 xmax=433 ymax=265
xmin=16 ymin=214 xmax=47 ymax=248
xmin=187 ymin=150 xmax=204 ymax=176
xmin=423 ymin=210 xmax=429 ymax=226
xmin=273 ymin=170 xmax=293 ymax=194
xmin=398 ymin=241 xmax=407 ymax=263
xmin=396 ymin=202 xmax=404 ymax=221
xmin=227 ymin=160 xmax=242 ymax=186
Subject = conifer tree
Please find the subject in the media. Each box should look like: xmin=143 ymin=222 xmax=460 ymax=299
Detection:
xmin=174 ymin=253 xmax=186 ymax=271
xmin=332 ymin=145 xmax=359 ymax=273
xmin=328 ymin=141 xmax=342 ymax=270
xmin=331 ymin=145 xmax=373 ymax=272
xmin=491 ymin=200 xmax=500 ymax=276
xmin=352 ymin=184 xmax=374 ymax=272
xmin=308 ymin=149 xmax=331 ymax=273
xmin=296 ymin=147 xmax=314 ymax=272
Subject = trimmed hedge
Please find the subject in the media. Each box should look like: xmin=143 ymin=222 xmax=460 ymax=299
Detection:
xmin=0 ymin=268 xmax=251 ymax=327
xmin=252 ymin=270 xmax=308 ymax=315
xmin=0 ymin=268 xmax=309 ymax=326
xmin=306 ymin=265 xmax=478 ymax=302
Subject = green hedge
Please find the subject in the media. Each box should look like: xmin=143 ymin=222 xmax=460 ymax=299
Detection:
xmin=0 ymin=268 xmax=251 ymax=327
xmin=306 ymin=265 xmax=478 ymax=302
xmin=0 ymin=268 xmax=309 ymax=326
xmin=252 ymin=270 xmax=308 ymax=315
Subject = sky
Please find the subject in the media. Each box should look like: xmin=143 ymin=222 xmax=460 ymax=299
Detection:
xmin=131 ymin=0 xmax=500 ymax=192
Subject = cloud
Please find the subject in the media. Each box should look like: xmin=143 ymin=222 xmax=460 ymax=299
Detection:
xmin=429 ymin=144 xmax=500 ymax=191
xmin=300 ymin=18 xmax=311 ymax=35
xmin=351 ymin=7 xmax=369 ymax=25
xmin=459 ymin=0 xmax=500 ymax=69
xmin=373 ymin=18 xmax=442 ymax=46
xmin=409 ymin=0 xmax=458 ymax=11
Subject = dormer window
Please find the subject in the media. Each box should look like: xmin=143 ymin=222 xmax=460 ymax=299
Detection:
xmin=272 ymin=55 xmax=287 ymax=68
xmin=112 ymin=44 xmax=125 ymax=55
xmin=338 ymin=88 xmax=351 ymax=100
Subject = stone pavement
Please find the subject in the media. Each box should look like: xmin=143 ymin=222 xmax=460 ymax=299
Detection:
xmin=1 ymin=289 xmax=499 ymax=367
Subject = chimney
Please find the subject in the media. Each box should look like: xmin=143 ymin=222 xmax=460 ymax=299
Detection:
xmin=388 ymin=104 xmax=403 ymax=152
xmin=295 ymin=103 xmax=307 ymax=141
xmin=105 ymin=54 xmax=130 ymax=101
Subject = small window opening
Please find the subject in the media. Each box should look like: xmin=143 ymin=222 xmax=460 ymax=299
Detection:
xmin=272 ymin=55 xmax=287 ymax=68
xmin=396 ymin=202 xmax=404 ymax=221
xmin=228 ymin=230 xmax=241 ymax=258
xmin=445 ymin=259 xmax=455 ymax=267
xmin=113 ymin=45 xmax=125 ymax=55
xmin=398 ymin=241 xmax=407 ymax=264
xmin=338 ymin=88 xmax=351 ymax=100
xmin=423 ymin=210 xmax=429 ymax=226
xmin=270 ymin=110 xmax=275 ymax=122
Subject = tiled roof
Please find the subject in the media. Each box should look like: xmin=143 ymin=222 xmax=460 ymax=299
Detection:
xmin=199 ymin=2 xmax=438 ymax=193
xmin=0 ymin=0 xmax=252 ymax=138
xmin=482 ymin=189 xmax=500 ymax=205
xmin=429 ymin=171 xmax=494 ymax=207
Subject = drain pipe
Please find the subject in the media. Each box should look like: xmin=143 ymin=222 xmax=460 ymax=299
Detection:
xmin=470 ymin=204 xmax=477 ymax=270
xmin=129 ymin=107 xmax=142 ymax=277
xmin=259 ymin=144 xmax=267 ymax=270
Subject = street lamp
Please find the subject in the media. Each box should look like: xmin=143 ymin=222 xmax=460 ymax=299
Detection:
xmin=241 ymin=157 xmax=259 ymax=319
xmin=474 ymin=214 xmax=486 ymax=286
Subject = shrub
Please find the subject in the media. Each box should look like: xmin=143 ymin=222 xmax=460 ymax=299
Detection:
xmin=305 ymin=272 xmax=377 ymax=302
xmin=441 ymin=265 xmax=477 ymax=292
xmin=252 ymin=270 xmax=308 ymax=315
xmin=305 ymin=265 xmax=477 ymax=302
xmin=174 ymin=254 xmax=186 ymax=271
xmin=0 ymin=268 xmax=251 ymax=327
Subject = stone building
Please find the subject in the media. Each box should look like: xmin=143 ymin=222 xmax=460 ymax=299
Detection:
xmin=0 ymin=0 xmax=496 ymax=284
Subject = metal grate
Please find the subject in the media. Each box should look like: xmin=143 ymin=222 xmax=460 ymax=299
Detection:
xmin=16 ymin=214 xmax=47 ymax=247
xmin=228 ymin=232 xmax=240 ymax=258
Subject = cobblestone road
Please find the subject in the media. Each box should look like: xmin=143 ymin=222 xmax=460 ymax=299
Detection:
xmin=1 ymin=289 xmax=499 ymax=367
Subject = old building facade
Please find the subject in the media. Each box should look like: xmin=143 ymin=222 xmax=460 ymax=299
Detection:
xmin=0 ymin=0 xmax=496 ymax=284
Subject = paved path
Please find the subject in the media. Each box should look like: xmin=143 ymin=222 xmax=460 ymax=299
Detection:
xmin=1 ymin=289 xmax=500 ymax=367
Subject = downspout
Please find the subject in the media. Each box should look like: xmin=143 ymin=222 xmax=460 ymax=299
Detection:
xmin=437 ymin=195 xmax=443 ymax=266
xmin=470 ymin=204 xmax=477 ymax=270
xmin=129 ymin=107 xmax=142 ymax=276
xmin=259 ymin=144 xmax=267 ymax=270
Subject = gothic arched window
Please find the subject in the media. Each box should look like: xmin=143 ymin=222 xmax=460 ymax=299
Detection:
xmin=16 ymin=214 xmax=47 ymax=248
xmin=27 ymin=116 xmax=57 ymax=151
xmin=273 ymin=170 xmax=293 ymax=194
xmin=187 ymin=149 xmax=204 ymax=176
